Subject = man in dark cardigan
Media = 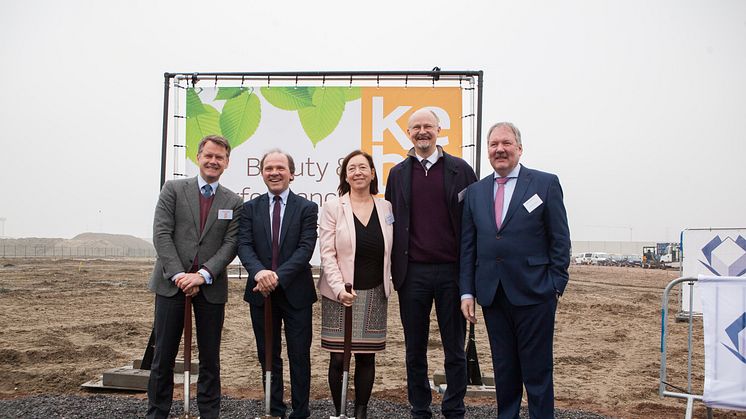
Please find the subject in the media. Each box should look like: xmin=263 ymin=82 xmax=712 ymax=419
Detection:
xmin=385 ymin=109 xmax=477 ymax=419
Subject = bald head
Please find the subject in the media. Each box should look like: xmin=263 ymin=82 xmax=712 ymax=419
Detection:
xmin=407 ymin=109 xmax=440 ymax=127
xmin=407 ymin=109 xmax=441 ymax=158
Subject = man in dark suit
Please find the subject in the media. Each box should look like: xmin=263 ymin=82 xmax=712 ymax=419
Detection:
xmin=460 ymin=122 xmax=570 ymax=418
xmin=147 ymin=135 xmax=243 ymax=419
xmin=385 ymin=109 xmax=477 ymax=419
xmin=237 ymin=149 xmax=318 ymax=419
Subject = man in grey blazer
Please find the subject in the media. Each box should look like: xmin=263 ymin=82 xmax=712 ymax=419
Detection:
xmin=147 ymin=135 xmax=243 ymax=419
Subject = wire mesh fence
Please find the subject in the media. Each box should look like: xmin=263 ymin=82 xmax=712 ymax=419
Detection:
xmin=0 ymin=245 xmax=156 ymax=258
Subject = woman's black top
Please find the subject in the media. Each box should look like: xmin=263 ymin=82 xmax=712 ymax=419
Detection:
xmin=353 ymin=205 xmax=384 ymax=290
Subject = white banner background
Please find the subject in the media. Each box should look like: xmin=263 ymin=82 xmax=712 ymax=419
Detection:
xmin=699 ymin=275 xmax=746 ymax=411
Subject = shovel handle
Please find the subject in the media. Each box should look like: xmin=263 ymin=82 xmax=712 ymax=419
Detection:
xmin=342 ymin=283 xmax=353 ymax=373
xmin=183 ymin=294 xmax=192 ymax=414
xmin=183 ymin=295 xmax=192 ymax=372
xmin=264 ymin=295 xmax=273 ymax=373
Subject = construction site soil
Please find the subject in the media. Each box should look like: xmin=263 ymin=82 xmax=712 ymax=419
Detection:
xmin=0 ymin=259 xmax=743 ymax=418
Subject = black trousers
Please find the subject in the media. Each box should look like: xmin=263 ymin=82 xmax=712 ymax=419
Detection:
xmin=249 ymin=287 xmax=313 ymax=419
xmin=398 ymin=262 xmax=467 ymax=419
xmin=147 ymin=291 xmax=225 ymax=419
xmin=483 ymin=284 xmax=557 ymax=419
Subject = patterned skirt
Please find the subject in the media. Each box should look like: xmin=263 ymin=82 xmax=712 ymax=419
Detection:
xmin=320 ymin=283 xmax=387 ymax=353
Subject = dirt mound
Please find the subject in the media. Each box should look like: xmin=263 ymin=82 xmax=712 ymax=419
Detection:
xmin=66 ymin=233 xmax=153 ymax=250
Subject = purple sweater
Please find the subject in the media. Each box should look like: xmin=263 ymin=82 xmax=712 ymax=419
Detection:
xmin=408 ymin=159 xmax=458 ymax=263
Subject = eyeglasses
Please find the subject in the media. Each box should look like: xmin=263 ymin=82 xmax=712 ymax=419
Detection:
xmin=346 ymin=165 xmax=371 ymax=174
xmin=408 ymin=124 xmax=438 ymax=132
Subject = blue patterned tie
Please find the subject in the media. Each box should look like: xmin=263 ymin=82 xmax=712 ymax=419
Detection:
xmin=201 ymin=184 xmax=213 ymax=198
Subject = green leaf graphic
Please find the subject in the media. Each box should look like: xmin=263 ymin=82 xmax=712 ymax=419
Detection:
xmin=344 ymin=87 xmax=361 ymax=102
xmin=215 ymin=87 xmax=247 ymax=100
xmin=186 ymin=105 xmax=221 ymax=164
xmin=186 ymin=88 xmax=206 ymax=117
xmin=220 ymin=90 xmax=261 ymax=149
xmin=297 ymin=87 xmax=346 ymax=146
xmin=261 ymin=86 xmax=314 ymax=110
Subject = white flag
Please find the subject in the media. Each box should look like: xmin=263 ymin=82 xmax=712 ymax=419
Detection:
xmin=699 ymin=275 xmax=746 ymax=411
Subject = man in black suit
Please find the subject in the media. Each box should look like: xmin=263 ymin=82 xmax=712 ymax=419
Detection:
xmin=147 ymin=135 xmax=243 ymax=419
xmin=385 ymin=109 xmax=477 ymax=419
xmin=237 ymin=149 xmax=318 ymax=419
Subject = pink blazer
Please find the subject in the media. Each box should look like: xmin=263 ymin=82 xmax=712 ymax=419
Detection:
xmin=317 ymin=194 xmax=394 ymax=301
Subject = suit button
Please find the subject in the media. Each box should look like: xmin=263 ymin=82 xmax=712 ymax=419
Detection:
xmin=496 ymin=257 xmax=502 ymax=263
xmin=495 ymin=235 xmax=502 ymax=240
xmin=404 ymin=250 xmax=408 ymax=255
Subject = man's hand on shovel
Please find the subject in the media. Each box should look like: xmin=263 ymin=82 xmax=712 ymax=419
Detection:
xmin=253 ymin=270 xmax=279 ymax=297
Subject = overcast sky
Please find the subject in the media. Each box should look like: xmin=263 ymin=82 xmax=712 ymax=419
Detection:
xmin=1 ymin=0 xmax=744 ymax=242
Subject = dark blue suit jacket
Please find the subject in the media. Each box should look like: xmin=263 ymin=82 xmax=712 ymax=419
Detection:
xmin=460 ymin=165 xmax=570 ymax=307
xmin=237 ymin=190 xmax=319 ymax=309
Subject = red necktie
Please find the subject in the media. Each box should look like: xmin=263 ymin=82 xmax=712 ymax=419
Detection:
xmin=271 ymin=195 xmax=281 ymax=271
xmin=494 ymin=177 xmax=510 ymax=230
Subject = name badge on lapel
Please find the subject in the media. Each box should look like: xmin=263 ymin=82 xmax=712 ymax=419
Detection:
xmin=218 ymin=209 xmax=233 ymax=220
xmin=523 ymin=194 xmax=543 ymax=213
xmin=385 ymin=213 xmax=395 ymax=225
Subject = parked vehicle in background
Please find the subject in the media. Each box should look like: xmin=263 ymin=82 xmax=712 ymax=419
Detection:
xmin=576 ymin=252 xmax=611 ymax=265
xmin=608 ymin=254 xmax=626 ymax=266
xmin=590 ymin=252 xmax=610 ymax=265
xmin=624 ymin=255 xmax=642 ymax=267
xmin=575 ymin=252 xmax=593 ymax=265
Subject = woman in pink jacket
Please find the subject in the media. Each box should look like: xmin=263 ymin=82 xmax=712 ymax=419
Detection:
xmin=318 ymin=150 xmax=394 ymax=419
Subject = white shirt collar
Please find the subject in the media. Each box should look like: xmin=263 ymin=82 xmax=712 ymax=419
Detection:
xmin=197 ymin=176 xmax=219 ymax=194
xmin=269 ymin=188 xmax=290 ymax=204
xmin=493 ymin=164 xmax=521 ymax=180
xmin=415 ymin=149 xmax=440 ymax=167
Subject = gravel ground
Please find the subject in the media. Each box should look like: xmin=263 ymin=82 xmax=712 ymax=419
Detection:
xmin=0 ymin=395 xmax=609 ymax=418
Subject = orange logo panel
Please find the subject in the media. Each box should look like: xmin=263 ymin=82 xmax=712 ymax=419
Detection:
xmin=360 ymin=87 xmax=462 ymax=187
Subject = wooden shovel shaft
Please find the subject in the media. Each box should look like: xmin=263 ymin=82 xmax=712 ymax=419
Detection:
xmin=183 ymin=295 xmax=192 ymax=414
xmin=342 ymin=283 xmax=353 ymax=372
xmin=264 ymin=295 xmax=273 ymax=374
xmin=263 ymin=295 xmax=273 ymax=417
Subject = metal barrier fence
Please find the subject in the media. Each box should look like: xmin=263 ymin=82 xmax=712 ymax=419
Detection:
xmin=659 ymin=276 xmax=713 ymax=419
xmin=0 ymin=245 xmax=156 ymax=258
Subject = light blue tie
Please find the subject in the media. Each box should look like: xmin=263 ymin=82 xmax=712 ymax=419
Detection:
xmin=201 ymin=184 xmax=213 ymax=198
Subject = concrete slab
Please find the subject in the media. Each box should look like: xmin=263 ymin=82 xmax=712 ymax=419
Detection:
xmin=433 ymin=370 xmax=494 ymax=386
xmin=436 ymin=383 xmax=496 ymax=398
xmin=103 ymin=366 xmax=150 ymax=389
xmin=82 ymin=365 xmax=197 ymax=391
xmin=466 ymin=385 xmax=496 ymax=397
xmin=132 ymin=358 xmax=199 ymax=373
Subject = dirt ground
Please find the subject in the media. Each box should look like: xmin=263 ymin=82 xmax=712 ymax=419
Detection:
xmin=0 ymin=259 xmax=744 ymax=418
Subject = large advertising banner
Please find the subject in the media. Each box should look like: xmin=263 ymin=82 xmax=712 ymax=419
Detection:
xmin=681 ymin=228 xmax=746 ymax=314
xmin=182 ymin=86 xmax=466 ymax=204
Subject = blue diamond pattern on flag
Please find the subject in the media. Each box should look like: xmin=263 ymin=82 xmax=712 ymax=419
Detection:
xmin=699 ymin=235 xmax=746 ymax=277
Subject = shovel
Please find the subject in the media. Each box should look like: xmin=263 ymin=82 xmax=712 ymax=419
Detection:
xmin=331 ymin=283 xmax=354 ymax=419
xmin=256 ymin=294 xmax=281 ymax=419
xmin=465 ymin=321 xmax=483 ymax=386
xmin=179 ymin=295 xmax=194 ymax=419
